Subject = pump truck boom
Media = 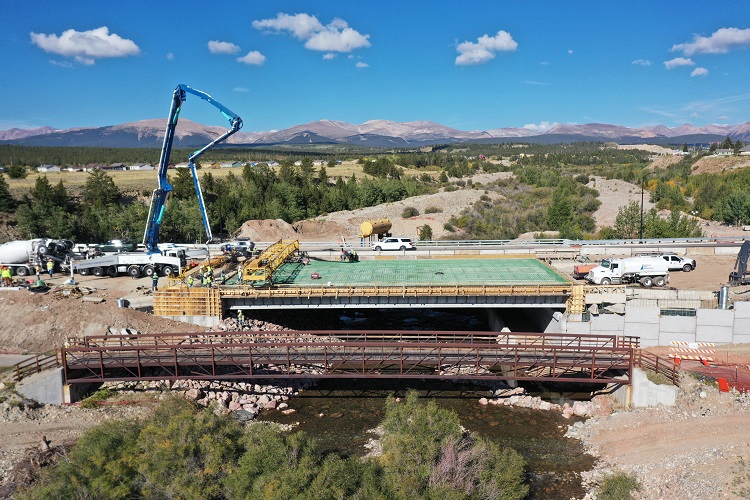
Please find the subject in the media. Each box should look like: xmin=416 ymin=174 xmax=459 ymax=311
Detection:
xmin=143 ymin=84 xmax=243 ymax=254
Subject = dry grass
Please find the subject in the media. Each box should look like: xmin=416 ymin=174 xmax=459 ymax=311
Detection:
xmin=6 ymin=160 xmax=439 ymax=197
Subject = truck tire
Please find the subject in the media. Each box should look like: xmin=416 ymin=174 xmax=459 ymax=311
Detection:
xmin=37 ymin=245 xmax=47 ymax=255
xmin=15 ymin=266 xmax=29 ymax=276
xmin=683 ymin=264 xmax=692 ymax=272
xmin=654 ymin=276 xmax=666 ymax=287
xmin=600 ymin=278 xmax=611 ymax=285
xmin=641 ymin=276 xmax=653 ymax=287
xmin=142 ymin=265 xmax=155 ymax=277
xmin=93 ymin=267 xmax=104 ymax=277
xmin=106 ymin=267 xmax=117 ymax=278
xmin=79 ymin=268 xmax=90 ymax=276
xmin=127 ymin=265 xmax=141 ymax=278
xmin=162 ymin=265 xmax=174 ymax=277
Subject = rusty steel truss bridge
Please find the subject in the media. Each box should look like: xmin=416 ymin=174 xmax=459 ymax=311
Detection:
xmin=59 ymin=331 xmax=638 ymax=386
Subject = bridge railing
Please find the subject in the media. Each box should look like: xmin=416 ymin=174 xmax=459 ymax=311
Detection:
xmin=634 ymin=350 xmax=680 ymax=385
xmin=12 ymin=351 xmax=61 ymax=382
xmin=68 ymin=330 xmax=639 ymax=349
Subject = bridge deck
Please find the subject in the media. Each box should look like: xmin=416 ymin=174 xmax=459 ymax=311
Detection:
xmin=270 ymin=257 xmax=570 ymax=287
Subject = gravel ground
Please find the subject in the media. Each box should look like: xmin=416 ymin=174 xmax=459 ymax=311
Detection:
xmin=567 ymin=374 xmax=750 ymax=499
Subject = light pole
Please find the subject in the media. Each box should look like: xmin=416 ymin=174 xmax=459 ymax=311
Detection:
xmin=639 ymin=172 xmax=648 ymax=241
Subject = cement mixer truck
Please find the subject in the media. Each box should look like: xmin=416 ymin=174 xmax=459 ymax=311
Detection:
xmin=585 ymin=256 xmax=670 ymax=287
xmin=0 ymin=239 xmax=75 ymax=276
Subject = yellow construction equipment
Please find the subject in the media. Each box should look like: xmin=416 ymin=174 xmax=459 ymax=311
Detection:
xmin=241 ymin=240 xmax=300 ymax=285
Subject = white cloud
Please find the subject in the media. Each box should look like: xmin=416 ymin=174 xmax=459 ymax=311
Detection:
xmin=671 ymin=27 xmax=750 ymax=55
xmin=49 ymin=59 xmax=74 ymax=68
xmin=568 ymin=49 xmax=574 ymax=54
xmin=29 ymin=26 xmax=140 ymax=64
xmin=208 ymin=40 xmax=241 ymax=54
xmin=664 ymin=57 xmax=694 ymax=69
xmin=355 ymin=61 xmax=369 ymax=68
xmin=521 ymin=80 xmax=551 ymax=86
xmin=305 ymin=25 xmax=370 ymax=52
xmin=455 ymin=30 xmax=517 ymax=65
xmin=632 ymin=59 xmax=651 ymax=66
xmin=233 ymin=87 xmax=250 ymax=93
xmin=237 ymin=51 xmax=266 ymax=65
xmin=322 ymin=53 xmax=336 ymax=60
xmin=691 ymin=67 xmax=708 ymax=77
xmin=166 ymin=52 xmax=174 ymax=60
xmin=523 ymin=121 xmax=557 ymax=132
xmin=253 ymin=13 xmax=323 ymax=40
xmin=253 ymin=13 xmax=370 ymax=53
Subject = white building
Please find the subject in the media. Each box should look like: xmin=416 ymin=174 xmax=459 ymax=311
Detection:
xmin=37 ymin=164 xmax=60 ymax=172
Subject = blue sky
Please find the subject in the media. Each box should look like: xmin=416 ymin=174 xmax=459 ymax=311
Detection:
xmin=2 ymin=1 xmax=750 ymax=133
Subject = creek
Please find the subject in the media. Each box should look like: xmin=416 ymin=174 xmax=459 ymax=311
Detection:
xmin=253 ymin=308 xmax=597 ymax=498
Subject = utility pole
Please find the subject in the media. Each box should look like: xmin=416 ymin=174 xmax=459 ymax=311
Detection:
xmin=639 ymin=173 xmax=647 ymax=241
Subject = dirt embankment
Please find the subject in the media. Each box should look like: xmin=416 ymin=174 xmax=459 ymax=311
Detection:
xmin=235 ymin=172 xmax=513 ymax=242
xmin=0 ymin=273 xmax=205 ymax=353
xmin=691 ymin=155 xmax=750 ymax=175
xmin=569 ymin=375 xmax=750 ymax=499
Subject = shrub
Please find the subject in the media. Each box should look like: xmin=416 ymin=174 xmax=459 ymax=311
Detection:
xmin=443 ymin=222 xmax=455 ymax=232
xmin=418 ymin=225 xmax=433 ymax=241
xmin=80 ymin=388 xmax=115 ymax=409
xmin=597 ymin=471 xmax=641 ymax=499
xmin=401 ymin=206 xmax=420 ymax=218
xmin=424 ymin=206 xmax=443 ymax=214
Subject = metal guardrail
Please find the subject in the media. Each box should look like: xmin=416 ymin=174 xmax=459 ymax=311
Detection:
xmin=261 ymin=236 xmax=750 ymax=251
xmin=12 ymin=351 xmax=62 ymax=382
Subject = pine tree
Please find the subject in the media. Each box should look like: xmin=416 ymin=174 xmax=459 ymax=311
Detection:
xmin=0 ymin=174 xmax=15 ymax=212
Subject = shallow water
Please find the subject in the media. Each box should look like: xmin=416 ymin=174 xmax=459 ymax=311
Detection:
xmin=261 ymin=379 xmax=596 ymax=499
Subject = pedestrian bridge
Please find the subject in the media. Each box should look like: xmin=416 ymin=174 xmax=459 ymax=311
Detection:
xmin=60 ymin=331 xmax=637 ymax=386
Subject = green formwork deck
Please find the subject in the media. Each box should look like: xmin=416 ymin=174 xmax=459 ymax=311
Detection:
xmin=272 ymin=257 xmax=569 ymax=287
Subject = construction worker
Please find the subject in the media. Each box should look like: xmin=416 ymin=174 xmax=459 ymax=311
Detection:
xmin=46 ymin=259 xmax=54 ymax=277
xmin=1 ymin=267 xmax=11 ymax=287
xmin=188 ymin=275 xmax=194 ymax=287
xmin=237 ymin=309 xmax=244 ymax=327
xmin=205 ymin=274 xmax=213 ymax=288
xmin=35 ymin=264 xmax=42 ymax=281
xmin=151 ymin=274 xmax=159 ymax=292
xmin=220 ymin=269 xmax=226 ymax=285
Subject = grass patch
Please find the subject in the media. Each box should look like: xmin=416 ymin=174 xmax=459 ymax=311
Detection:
xmin=80 ymin=388 xmax=116 ymax=409
xmin=597 ymin=471 xmax=641 ymax=499
xmin=645 ymin=369 xmax=673 ymax=386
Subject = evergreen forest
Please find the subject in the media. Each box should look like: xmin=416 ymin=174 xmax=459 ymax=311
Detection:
xmin=1 ymin=141 xmax=747 ymax=244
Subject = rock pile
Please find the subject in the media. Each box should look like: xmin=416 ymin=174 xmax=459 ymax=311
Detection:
xmin=102 ymin=368 xmax=324 ymax=419
xmin=478 ymin=387 xmax=609 ymax=418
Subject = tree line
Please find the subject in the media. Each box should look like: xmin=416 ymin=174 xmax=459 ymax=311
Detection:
xmin=0 ymin=158 xmax=433 ymax=243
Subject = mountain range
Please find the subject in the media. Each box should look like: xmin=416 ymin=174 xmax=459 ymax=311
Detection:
xmin=1 ymin=118 xmax=749 ymax=149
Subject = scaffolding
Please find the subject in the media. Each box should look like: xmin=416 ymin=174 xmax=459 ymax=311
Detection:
xmin=241 ymin=239 xmax=300 ymax=284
